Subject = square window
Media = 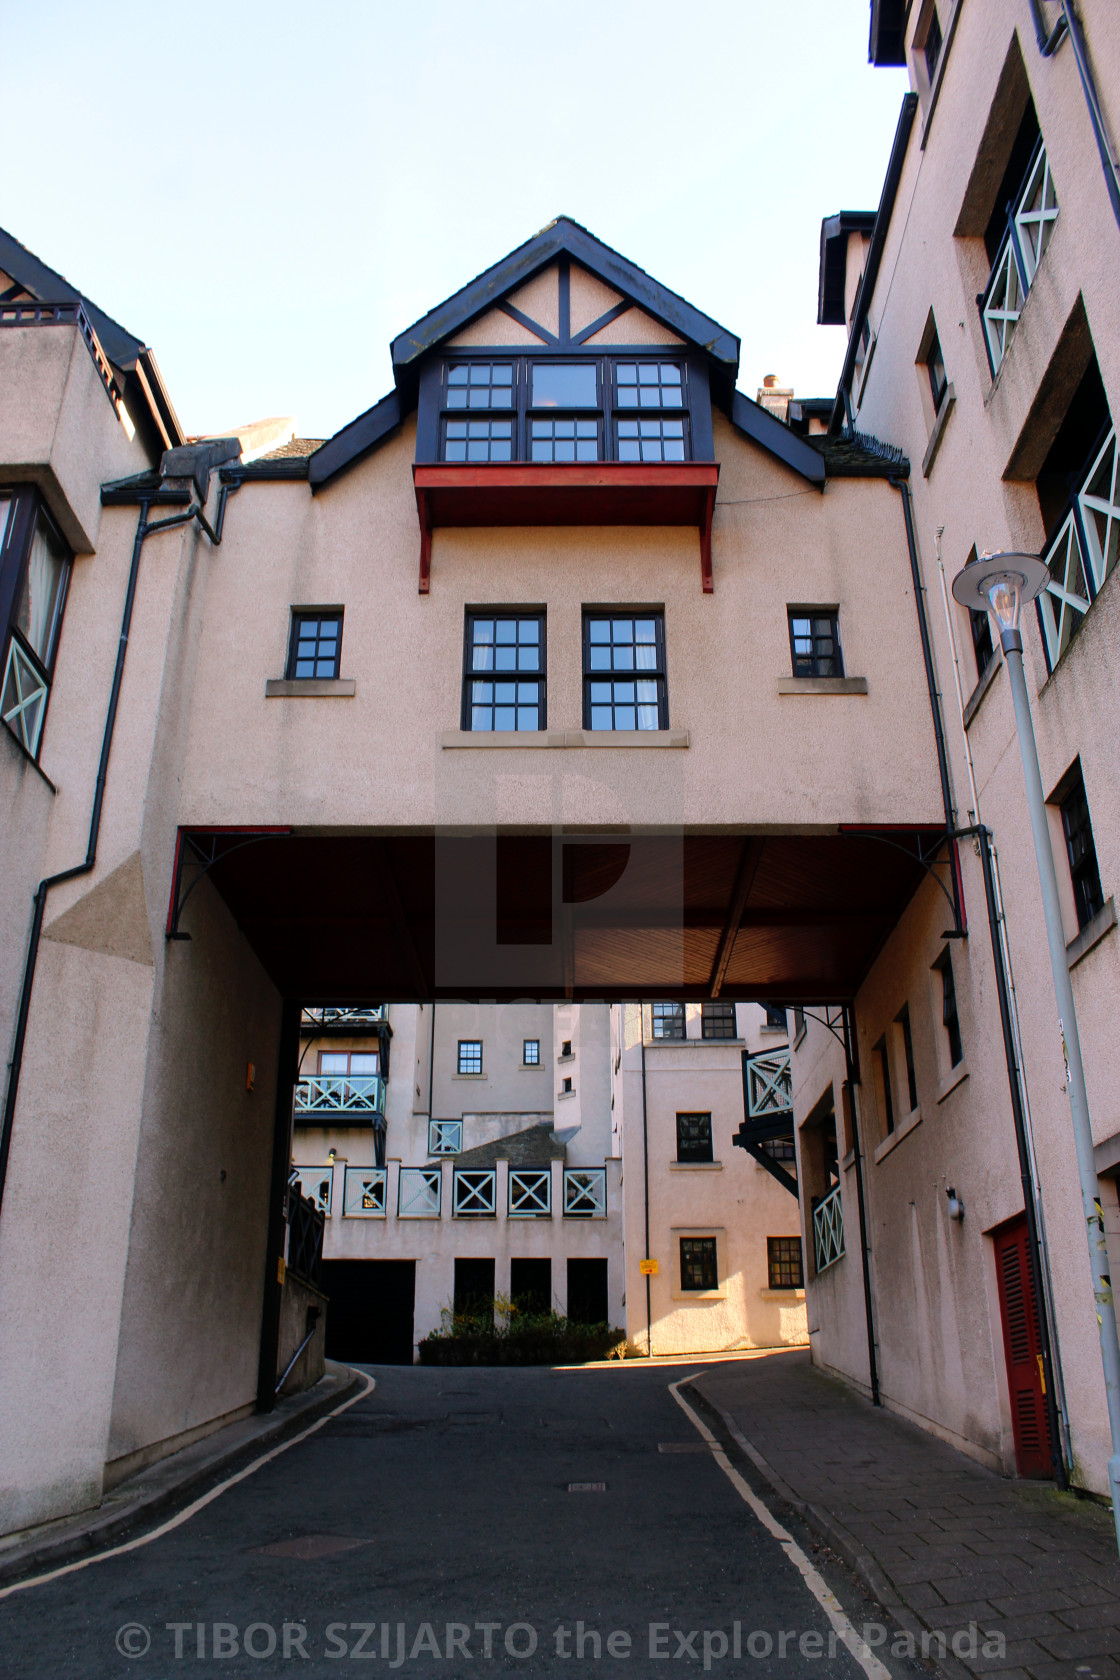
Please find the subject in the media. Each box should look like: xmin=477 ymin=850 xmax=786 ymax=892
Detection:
xmin=615 ymin=362 xmax=685 ymax=411
xmin=463 ymin=613 xmax=545 ymax=730
xmin=442 ymin=416 xmax=514 ymax=462
xmin=583 ymin=612 xmax=667 ymax=730
xmin=523 ymin=1039 xmax=540 ymax=1066
xmin=651 ymin=1001 xmax=685 ymax=1040
xmin=1060 ymin=772 xmax=1104 ymax=931
xmin=530 ymin=416 xmax=600 ymax=463
xmin=531 ymin=363 xmax=598 ymax=409
xmin=788 ymin=610 xmax=843 ymax=679
xmin=457 ymin=1039 xmax=483 ymax=1075
xmin=701 ymin=1001 xmax=736 ymax=1039
xmin=287 ymin=611 xmax=342 ymax=680
xmin=676 ymin=1112 xmax=713 ymax=1164
xmin=680 ymin=1236 xmax=718 ymax=1291
xmin=615 ymin=417 xmax=686 ymax=462
xmin=767 ymin=1236 xmax=803 ymax=1290
xmin=444 ymin=362 xmax=515 ymax=409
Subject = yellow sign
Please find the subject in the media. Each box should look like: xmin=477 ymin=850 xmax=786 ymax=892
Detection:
xmin=277 ymin=1255 xmax=287 ymax=1285
xmin=639 ymin=1258 xmax=659 ymax=1276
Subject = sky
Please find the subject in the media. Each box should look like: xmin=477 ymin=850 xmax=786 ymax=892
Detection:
xmin=1 ymin=2 xmax=909 ymax=441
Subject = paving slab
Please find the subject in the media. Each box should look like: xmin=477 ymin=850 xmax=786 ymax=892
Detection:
xmin=693 ymin=1349 xmax=1120 ymax=1680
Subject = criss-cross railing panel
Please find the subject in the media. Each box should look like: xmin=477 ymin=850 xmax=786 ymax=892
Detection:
xmin=343 ymin=1167 xmax=387 ymax=1217
xmin=454 ymin=1169 xmax=497 ymax=1217
xmin=294 ymin=1073 xmax=386 ymax=1116
xmin=398 ymin=1166 xmax=441 ymax=1217
xmin=563 ymin=1168 xmax=606 ymax=1217
xmin=813 ymin=1184 xmax=845 ymax=1274
xmin=429 ymin=1119 xmax=463 ymax=1155
xmin=291 ymin=1165 xmax=333 ymax=1216
xmin=747 ymin=1049 xmax=793 ymax=1118
xmin=509 ymin=1168 xmax=552 ymax=1217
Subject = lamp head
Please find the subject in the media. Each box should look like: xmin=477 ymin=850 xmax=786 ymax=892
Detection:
xmin=951 ymin=550 xmax=1050 ymax=637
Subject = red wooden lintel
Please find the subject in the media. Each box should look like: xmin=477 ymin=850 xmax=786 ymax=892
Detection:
xmin=418 ymin=492 xmax=432 ymax=594
xmin=700 ymin=484 xmax=716 ymax=593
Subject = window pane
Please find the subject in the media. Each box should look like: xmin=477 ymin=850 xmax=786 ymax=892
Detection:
xmin=289 ymin=613 xmax=342 ymax=680
xmin=16 ymin=514 xmax=69 ymax=668
xmin=445 ymin=363 xmax=514 ymax=409
xmin=531 ymin=364 xmax=597 ymax=408
xmin=531 ymin=417 xmax=600 ymax=462
xmin=443 ymin=418 xmax=513 ymax=462
xmin=615 ymin=362 xmax=685 ymax=410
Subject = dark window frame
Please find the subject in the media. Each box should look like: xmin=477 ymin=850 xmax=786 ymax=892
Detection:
xmin=787 ymin=609 xmax=844 ymax=679
xmin=582 ymin=610 xmax=668 ymax=731
xmin=896 ymin=1005 xmax=919 ymax=1113
xmin=286 ymin=609 xmax=343 ymax=681
xmin=461 ymin=609 xmax=546 ymax=732
xmin=523 ymin=1038 xmax=541 ymax=1066
xmin=934 ymin=949 xmax=963 ymax=1069
xmin=0 ymin=487 xmax=73 ymax=761
xmin=970 ymin=606 xmax=995 ymax=682
xmin=675 ymin=1112 xmax=714 ymax=1164
xmin=650 ymin=1001 xmax=685 ymax=1040
xmin=457 ymin=1039 xmax=483 ymax=1076
xmin=1060 ymin=770 xmax=1105 ymax=931
xmin=767 ymin=1235 xmax=804 ymax=1290
xmin=922 ymin=4 xmax=943 ymax=84
xmin=925 ymin=326 xmax=948 ymax=414
xmin=701 ymin=1001 xmax=737 ymax=1040
xmin=874 ymin=1035 xmax=896 ymax=1136
xmin=680 ymin=1235 xmax=718 ymax=1291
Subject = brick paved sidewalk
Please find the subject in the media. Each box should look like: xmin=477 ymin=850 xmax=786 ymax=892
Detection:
xmin=693 ymin=1350 xmax=1120 ymax=1680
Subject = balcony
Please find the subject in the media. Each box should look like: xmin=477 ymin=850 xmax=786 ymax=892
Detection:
xmin=300 ymin=1005 xmax=389 ymax=1034
xmin=745 ymin=1048 xmax=792 ymax=1119
xmin=413 ymin=460 xmax=720 ymax=594
xmin=293 ymin=1073 xmax=386 ymax=1124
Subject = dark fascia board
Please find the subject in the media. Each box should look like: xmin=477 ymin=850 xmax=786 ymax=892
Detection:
xmin=307 ymin=391 xmax=402 ymax=489
xmin=389 ymin=216 xmax=740 ymax=381
xmin=100 ymin=471 xmax=192 ymax=507
xmin=829 ymin=94 xmax=919 ymax=434
xmin=818 ymin=211 xmax=877 ymax=325
xmin=728 ymin=392 xmax=826 ymax=485
xmin=869 ymin=0 xmax=907 ymax=65
xmin=0 ymin=223 xmax=185 ymax=452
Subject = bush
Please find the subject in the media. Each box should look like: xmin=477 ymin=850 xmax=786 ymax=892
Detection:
xmin=417 ymin=1295 xmax=626 ymax=1366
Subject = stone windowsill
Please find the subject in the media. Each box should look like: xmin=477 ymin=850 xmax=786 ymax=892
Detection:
xmin=669 ymin=1160 xmax=723 ymax=1171
xmin=557 ymin=1053 xmax=575 ymax=1064
xmin=962 ymin=651 xmax=1002 ymax=731
xmin=671 ymin=1287 xmax=727 ymax=1302
xmin=440 ymin=728 xmax=689 ymax=749
xmin=759 ymin=1287 xmax=806 ymax=1302
xmin=519 ymin=1062 xmax=545 ymax=1072
xmin=265 ymin=677 xmax=356 ymax=698
xmin=556 ymin=1088 xmax=576 ymax=1100
xmin=1067 ymin=897 xmax=1116 ymax=971
xmin=936 ymin=1062 xmax=969 ymax=1105
xmin=873 ymin=1105 xmax=923 ymax=1165
xmin=921 ymin=384 xmax=955 ymax=478
xmin=776 ymin=677 xmax=868 ymax=696
xmin=452 ymin=1072 xmax=487 ymax=1081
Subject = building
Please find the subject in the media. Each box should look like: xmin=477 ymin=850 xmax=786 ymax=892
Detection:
xmin=613 ymin=1001 xmax=807 ymax=1357
xmin=789 ymin=0 xmax=1120 ymax=1496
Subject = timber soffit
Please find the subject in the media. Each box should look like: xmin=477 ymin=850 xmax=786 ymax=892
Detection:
xmin=0 ymin=224 xmax=185 ymax=456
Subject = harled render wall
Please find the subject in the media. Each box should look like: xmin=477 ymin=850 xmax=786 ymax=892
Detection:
xmin=173 ymin=413 xmax=943 ymax=838
xmin=796 ymin=0 xmax=1120 ymax=1493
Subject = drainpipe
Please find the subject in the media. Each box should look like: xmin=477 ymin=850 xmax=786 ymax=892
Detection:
xmin=640 ymin=1006 xmax=652 ymax=1358
xmin=1028 ymin=0 xmax=1068 ymax=54
xmin=889 ymin=478 xmax=956 ymax=834
xmin=0 ymin=489 xmax=219 ymax=1220
xmin=1060 ymin=2 xmax=1120 ymax=232
xmin=842 ymin=1007 xmax=880 ymax=1407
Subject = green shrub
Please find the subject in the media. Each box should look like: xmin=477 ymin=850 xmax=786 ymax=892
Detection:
xmin=417 ymin=1295 xmax=626 ymax=1365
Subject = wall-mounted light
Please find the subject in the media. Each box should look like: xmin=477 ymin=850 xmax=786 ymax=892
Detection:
xmin=946 ymin=1186 xmax=964 ymax=1222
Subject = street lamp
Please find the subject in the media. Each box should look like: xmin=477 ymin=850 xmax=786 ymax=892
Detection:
xmin=953 ymin=550 xmax=1120 ymax=1545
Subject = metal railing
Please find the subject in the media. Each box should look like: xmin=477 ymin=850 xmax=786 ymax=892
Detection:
xmin=746 ymin=1048 xmax=792 ymax=1118
xmin=300 ymin=1005 xmax=388 ymax=1029
xmin=563 ymin=1168 xmax=606 ymax=1217
xmin=0 ymin=298 xmax=127 ymax=418
xmin=1038 ymin=425 xmax=1120 ymax=669
xmin=343 ymin=1166 xmax=387 ymax=1217
xmin=509 ymin=1167 xmax=552 ymax=1217
xmin=398 ymin=1166 xmax=441 ymax=1217
xmin=453 ymin=1169 xmax=496 ymax=1217
xmin=429 ymin=1119 xmax=462 ymax=1155
xmin=286 ymin=1187 xmax=325 ymax=1285
xmin=980 ymin=141 xmax=1059 ymax=375
xmin=291 ymin=1165 xmax=332 ymax=1215
xmin=813 ymin=1185 xmax=845 ymax=1275
xmin=294 ymin=1073 xmax=386 ymax=1117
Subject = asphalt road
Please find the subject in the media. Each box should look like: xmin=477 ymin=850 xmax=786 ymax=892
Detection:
xmin=0 ymin=1363 xmax=933 ymax=1678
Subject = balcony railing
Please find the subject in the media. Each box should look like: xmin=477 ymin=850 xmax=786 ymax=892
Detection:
xmin=980 ymin=141 xmax=1059 ymax=376
xmin=1038 ymin=425 xmax=1120 ymax=669
xmin=563 ymin=1168 xmax=606 ymax=1218
xmin=509 ymin=1168 xmax=551 ymax=1217
xmin=453 ymin=1169 xmax=496 ymax=1217
xmin=286 ymin=1186 xmax=325 ymax=1286
xmin=398 ymin=1166 xmax=441 ymax=1218
xmin=746 ymin=1048 xmax=792 ymax=1119
xmin=300 ymin=1005 xmax=389 ymax=1030
xmin=0 ymin=298 xmax=128 ymax=422
xmin=429 ymin=1119 xmax=463 ymax=1155
xmin=343 ymin=1166 xmax=387 ymax=1217
xmin=813 ymin=1185 xmax=845 ymax=1275
xmin=291 ymin=1165 xmax=333 ymax=1216
xmin=294 ymin=1073 xmax=386 ymax=1119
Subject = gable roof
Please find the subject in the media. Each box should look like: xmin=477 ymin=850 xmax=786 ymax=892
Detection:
xmin=450 ymin=1122 xmax=567 ymax=1169
xmin=0 ymin=224 xmax=184 ymax=458
xmin=389 ymin=216 xmax=740 ymax=389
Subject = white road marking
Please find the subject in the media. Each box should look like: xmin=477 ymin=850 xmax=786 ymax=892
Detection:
xmin=0 ymin=1371 xmax=377 ymax=1599
xmin=669 ymin=1377 xmax=893 ymax=1680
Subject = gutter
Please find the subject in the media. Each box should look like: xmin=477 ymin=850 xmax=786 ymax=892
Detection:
xmin=828 ymin=94 xmax=919 ymax=436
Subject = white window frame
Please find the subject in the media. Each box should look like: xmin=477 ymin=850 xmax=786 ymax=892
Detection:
xmin=981 ymin=141 xmax=1058 ymax=376
xmin=1039 ymin=428 xmax=1119 ymax=668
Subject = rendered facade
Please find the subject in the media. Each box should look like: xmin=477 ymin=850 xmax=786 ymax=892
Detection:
xmin=2 ymin=0 xmax=1119 ymax=1537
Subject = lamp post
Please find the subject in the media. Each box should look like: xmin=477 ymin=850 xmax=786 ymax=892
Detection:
xmin=953 ymin=551 xmax=1120 ymax=1546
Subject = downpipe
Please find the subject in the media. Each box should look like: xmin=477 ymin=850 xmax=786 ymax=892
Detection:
xmin=641 ymin=1011 xmax=652 ymax=1357
xmin=0 ymin=491 xmax=225 ymax=1223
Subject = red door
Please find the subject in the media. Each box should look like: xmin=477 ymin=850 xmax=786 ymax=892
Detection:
xmin=993 ymin=1216 xmax=1052 ymax=1478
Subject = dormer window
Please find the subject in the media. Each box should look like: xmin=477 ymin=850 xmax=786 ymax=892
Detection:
xmin=435 ymin=353 xmax=691 ymax=464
